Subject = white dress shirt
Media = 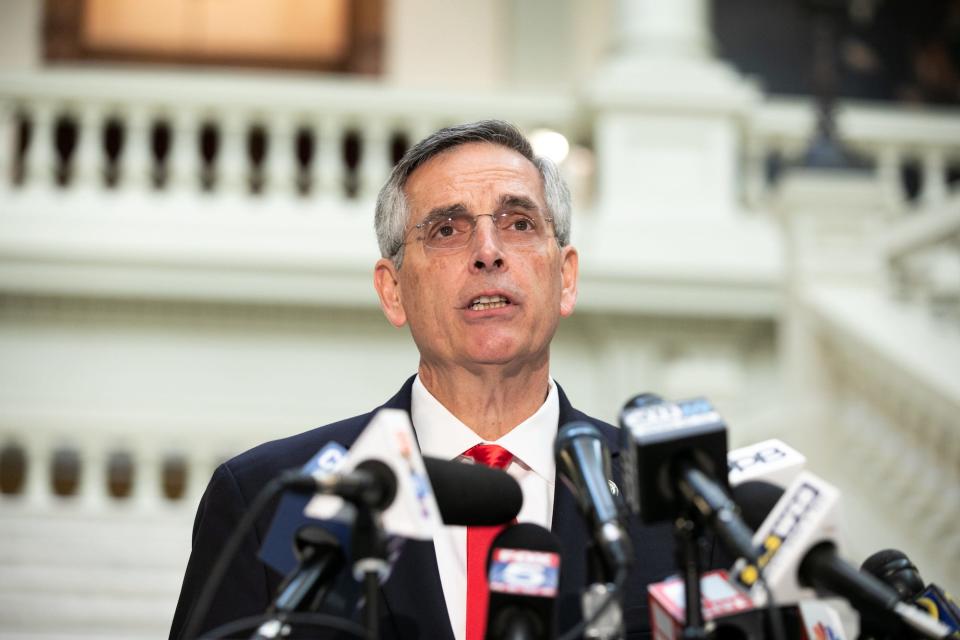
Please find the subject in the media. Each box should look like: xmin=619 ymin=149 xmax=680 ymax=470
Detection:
xmin=411 ymin=375 xmax=559 ymax=640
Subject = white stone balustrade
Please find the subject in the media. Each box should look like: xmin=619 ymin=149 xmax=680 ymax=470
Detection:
xmin=0 ymin=69 xmax=578 ymax=207
xmin=746 ymin=99 xmax=960 ymax=209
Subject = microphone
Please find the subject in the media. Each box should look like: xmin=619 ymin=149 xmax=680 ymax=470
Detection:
xmin=250 ymin=527 xmax=347 ymax=639
xmin=861 ymin=549 xmax=960 ymax=638
xmin=287 ymin=458 xmax=398 ymax=509
xmin=732 ymin=473 xmax=952 ymax=639
xmin=619 ymin=394 xmax=760 ymax=564
xmin=555 ymin=421 xmax=633 ymax=576
xmin=424 ymin=456 xmax=522 ymax=526
xmin=727 ymin=438 xmax=806 ymax=489
xmin=485 ymin=523 xmax=561 ymax=640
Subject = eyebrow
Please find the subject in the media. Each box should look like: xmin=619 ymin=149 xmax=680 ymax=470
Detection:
xmin=421 ymin=194 xmax=540 ymax=223
xmin=496 ymin=194 xmax=540 ymax=214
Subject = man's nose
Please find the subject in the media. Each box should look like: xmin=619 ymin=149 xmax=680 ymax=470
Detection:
xmin=470 ymin=216 xmax=505 ymax=271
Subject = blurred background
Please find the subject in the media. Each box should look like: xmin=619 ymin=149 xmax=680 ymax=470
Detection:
xmin=0 ymin=0 xmax=958 ymax=637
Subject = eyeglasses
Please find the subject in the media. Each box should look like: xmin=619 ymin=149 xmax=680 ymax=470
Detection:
xmin=408 ymin=211 xmax=555 ymax=252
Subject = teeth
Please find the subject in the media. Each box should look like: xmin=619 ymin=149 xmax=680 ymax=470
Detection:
xmin=470 ymin=295 xmax=509 ymax=310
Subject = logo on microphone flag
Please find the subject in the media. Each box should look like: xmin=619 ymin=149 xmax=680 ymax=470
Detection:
xmin=488 ymin=548 xmax=560 ymax=598
xmin=304 ymin=408 xmax=444 ymax=540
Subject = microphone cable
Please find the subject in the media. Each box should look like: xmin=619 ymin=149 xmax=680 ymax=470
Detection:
xmin=181 ymin=470 xmax=317 ymax=640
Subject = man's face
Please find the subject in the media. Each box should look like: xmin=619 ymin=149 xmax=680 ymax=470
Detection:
xmin=374 ymin=142 xmax=578 ymax=375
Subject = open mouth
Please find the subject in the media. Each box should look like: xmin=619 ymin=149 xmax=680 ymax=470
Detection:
xmin=469 ymin=295 xmax=510 ymax=311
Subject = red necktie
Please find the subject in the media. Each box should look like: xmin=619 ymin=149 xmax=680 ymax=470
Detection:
xmin=462 ymin=444 xmax=514 ymax=640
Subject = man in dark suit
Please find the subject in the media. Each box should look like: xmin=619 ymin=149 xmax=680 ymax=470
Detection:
xmin=170 ymin=121 xmax=685 ymax=640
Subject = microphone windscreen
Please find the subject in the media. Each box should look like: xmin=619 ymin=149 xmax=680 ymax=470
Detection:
xmin=424 ymin=456 xmax=523 ymax=526
xmin=489 ymin=521 xmax=562 ymax=557
xmin=861 ymin=549 xmax=925 ymax=601
xmin=731 ymin=480 xmax=784 ymax=531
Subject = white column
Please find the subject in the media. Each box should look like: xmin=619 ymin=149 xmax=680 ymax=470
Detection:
xmin=616 ymin=0 xmax=712 ymax=59
xmin=589 ymin=0 xmax=757 ymax=223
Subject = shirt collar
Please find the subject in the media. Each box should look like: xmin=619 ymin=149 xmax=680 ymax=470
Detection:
xmin=411 ymin=374 xmax=558 ymax=485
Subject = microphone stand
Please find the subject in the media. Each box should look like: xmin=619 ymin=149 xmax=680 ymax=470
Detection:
xmin=351 ymin=504 xmax=390 ymax=640
xmin=674 ymin=513 xmax=708 ymax=640
xmin=249 ymin=527 xmax=345 ymax=639
xmin=581 ymin=541 xmax=625 ymax=640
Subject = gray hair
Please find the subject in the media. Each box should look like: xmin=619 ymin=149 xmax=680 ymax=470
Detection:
xmin=374 ymin=120 xmax=572 ymax=268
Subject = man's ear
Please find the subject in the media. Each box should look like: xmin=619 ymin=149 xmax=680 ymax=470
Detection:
xmin=559 ymin=245 xmax=579 ymax=318
xmin=373 ymin=258 xmax=407 ymax=327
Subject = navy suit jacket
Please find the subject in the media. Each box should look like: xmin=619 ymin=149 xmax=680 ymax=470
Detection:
xmin=169 ymin=377 xmax=695 ymax=639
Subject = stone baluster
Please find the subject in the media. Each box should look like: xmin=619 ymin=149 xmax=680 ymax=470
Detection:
xmin=920 ymin=148 xmax=947 ymax=209
xmin=316 ymin=114 xmax=345 ymax=203
xmin=263 ymin=112 xmax=297 ymax=199
xmin=185 ymin=451 xmax=216 ymax=507
xmin=217 ymin=111 xmax=248 ymax=197
xmin=357 ymin=118 xmax=391 ymax=202
xmin=132 ymin=446 xmax=164 ymax=509
xmin=71 ymin=103 xmax=105 ymax=191
xmin=876 ymin=146 xmax=906 ymax=210
xmin=407 ymin=118 xmax=435 ymax=149
xmin=0 ymin=100 xmax=16 ymax=193
xmin=23 ymin=100 xmax=57 ymax=190
xmin=120 ymin=105 xmax=154 ymax=194
xmin=20 ymin=435 xmax=51 ymax=508
xmin=79 ymin=440 xmax=109 ymax=509
xmin=167 ymin=109 xmax=202 ymax=195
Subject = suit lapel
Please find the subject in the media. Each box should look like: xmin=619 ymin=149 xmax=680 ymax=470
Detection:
xmin=377 ymin=377 xmax=456 ymax=640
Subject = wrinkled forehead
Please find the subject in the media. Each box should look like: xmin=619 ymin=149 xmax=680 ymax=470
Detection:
xmin=402 ymin=142 xmax=546 ymax=220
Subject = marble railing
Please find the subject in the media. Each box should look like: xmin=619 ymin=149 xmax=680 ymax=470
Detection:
xmin=745 ymin=98 xmax=960 ymax=210
xmin=884 ymin=196 xmax=960 ymax=327
xmin=0 ymin=68 xmax=579 ymax=206
xmin=801 ymin=282 xmax=960 ymax=592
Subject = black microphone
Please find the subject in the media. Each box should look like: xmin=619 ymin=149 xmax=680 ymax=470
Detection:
xmin=424 ymin=456 xmax=522 ymax=526
xmin=619 ymin=395 xmax=759 ymax=563
xmin=555 ymin=421 xmax=633 ymax=575
xmin=862 ymin=549 xmax=960 ymax=638
xmin=733 ymin=477 xmax=951 ymax=639
xmin=286 ymin=458 xmax=397 ymax=510
xmin=485 ymin=523 xmax=562 ymax=640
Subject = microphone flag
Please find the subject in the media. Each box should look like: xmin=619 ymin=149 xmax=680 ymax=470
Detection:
xmin=305 ymin=408 xmax=444 ymax=541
